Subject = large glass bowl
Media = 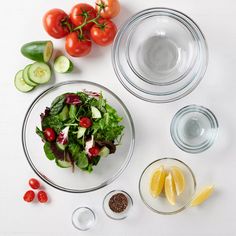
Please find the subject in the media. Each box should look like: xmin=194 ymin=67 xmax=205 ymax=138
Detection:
xmin=112 ymin=8 xmax=208 ymax=103
xmin=22 ymin=81 xmax=135 ymax=193
xmin=139 ymin=158 xmax=196 ymax=214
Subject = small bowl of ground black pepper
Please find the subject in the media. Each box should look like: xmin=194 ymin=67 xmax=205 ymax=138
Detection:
xmin=103 ymin=190 xmax=133 ymax=220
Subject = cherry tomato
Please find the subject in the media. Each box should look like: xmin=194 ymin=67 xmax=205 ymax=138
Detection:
xmin=29 ymin=178 xmax=40 ymax=190
xmin=95 ymin=0 xmax=120 ymax=19
xmin=43 ymin=9 xmax=70 ymax=39
xmin=79 ymin=117 xmax=92 ymax=128
xmin=70 ymin=3 xmax=97 ymax=30
xmin=90 ymin=18 xmax=117 ymax=46
xmin=65 ymin=32 xmax=92 ymax=57
xmin=43 ymin=128 xmax=56 ymax=142
xmin=89 ymin=146 xmax=100 ymax=157
xmin=23 ymin=190 xmax=35 ymax=203
xmin=37 ymin=191 xmax=48 ymax=203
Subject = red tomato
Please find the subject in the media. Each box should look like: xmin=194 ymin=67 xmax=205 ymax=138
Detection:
xmin=43 ymin=9 xmax=70 ymax=39
xmin=95 ymin=0 xmax=120 ymax=19
xmin=89 ymin=146 xmax=100 ymax=157
xmin=65 ymin=32 xmax=92 ymax=57
xmin=23 ymin=190 xmax=35 ymax=203
xmin=70 ymin=3 xmax=97 ymax=30
xmin=90 ymin=18 xmax=117 ymax=46
xmin=37 ymin=191 xmax=48 ymax=203
xmin=29 ymin=178 xmax=40 ymax=190
xmin=43 ymin=128 xmax=56 ymax=142
xmin=79 ymin=117 xmax=92 ymax=128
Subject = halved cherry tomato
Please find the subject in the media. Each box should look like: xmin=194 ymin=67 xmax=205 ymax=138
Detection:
xmin=37 ymin=191 xmax=48 ymax=203
xmin=90 ymin=18 xmax=117 ymax=46
xmin=29 ymin=178 xmax=40 ymax=190
xmin=70 ymin=3 xmax=97 ymax=30
xmin=79 ymin=117 xmax=92 ymax=128
xmin=43 ymin=9 xmax=70 ymax=39
xmin=65 ymin=32 xmax=92 ymax=57
xmin=95 ymin=0 xmax=120 ymax=19
xmin=89 ymin=146 xmax=100 ymax=157
xmin=43 ymin=128 xmax=56 ymax=142
xmin=23 ymin=190 xmax=35 ymax=203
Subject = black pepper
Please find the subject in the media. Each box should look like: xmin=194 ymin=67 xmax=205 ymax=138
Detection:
xmin=108 ymin=193 xmax=128 ymax=213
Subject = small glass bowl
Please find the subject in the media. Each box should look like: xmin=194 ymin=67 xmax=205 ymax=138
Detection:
xmin=71 ymin=207 xmax=96 ymax=231
xmin=139 ymin=158 xmax=196 ymax=215
xmin=112 ymin=8 xmax=208 ymax=103
xmin=103 ymin=190 xmax=133 ymax=220
xmin=171 ymin=105 xmax=219 ymax=153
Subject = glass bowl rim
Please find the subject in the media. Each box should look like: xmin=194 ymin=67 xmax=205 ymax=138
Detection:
xmin=22 ymin=80 xmax=135 ymax=193
xmin=138 ymin=157 xmax=197 ymax=215
xmin=112 ymin=7 xmax=209 ymax=103
xmin=170 ymin=104 xmax=219 ymax=153
xmin=102 ymin=189 xmax=133 ymax=220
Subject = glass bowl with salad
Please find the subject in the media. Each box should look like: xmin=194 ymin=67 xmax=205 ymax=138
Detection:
xmin=22 ymin=81 xmax=135 ymax=193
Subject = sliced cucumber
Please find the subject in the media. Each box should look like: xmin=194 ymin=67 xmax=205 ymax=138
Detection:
xmin=28 ymin=62 xmax=51 ymax=84
xmin=21 ymin=41 xmax=53 ymax=63
xmin=23 ymin=64 xmax=38 ymax=87
xmin=56 ymin=159 xmax=72 ymax=168
xmin=91 ymin=106 xmax=102 ymax=119
xmin=54 ymin=56 xmax=73 ymax=73
xmin=14 ymin=70 xmax=34 ymax=93
xmin=59 ymin=105 xmax=69 ymax=121
xmin=77 ymin=127 xmax=86 ymax=139
xmin=99 ymin=146 xmax=110 ymax=157
xmin=56 ymin=142 xmax=67 ymax=151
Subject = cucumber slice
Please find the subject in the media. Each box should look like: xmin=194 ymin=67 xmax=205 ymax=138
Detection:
xmin=54 ymin=56 xmax=73 ymax=73
xmin=99 ymin=146 xmax=110 ymax=157
xmin=28 ymin=62 xmax=51 ymax=84
xmin=56 ymin=142 xmax=67 ymax=151
xmin=14 ymin=70 xmax=34 ymax=93
xmin=56 ymin=159 xmax=72 ymax=168
xmin=21 ymin=41 xmax=53 ymax=63
xmin=91 ymin=106 xmax=102 ymax=119
xmin=59 ymin=105 xmax=69 ymax=121
xmin=77 ymin=127 xmax=86 ymax=139
xmin=23 ymin=64 xmax=38 ymax=87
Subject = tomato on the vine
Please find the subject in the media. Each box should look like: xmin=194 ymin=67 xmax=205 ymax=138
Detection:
xmin=43 ymin=9 xmax=70 ymax=39
xmin=70 ymin=3 xmax=97 ymax=31
xmin=95 ymin=0 xmax=120 ymax=19
xmin=90 ymin=18 xmax=117 ymax=46
xmin=65 ymin=32 xmax=92 ymax=57
xmin=29 ymin=178 xmax=40 ymax=190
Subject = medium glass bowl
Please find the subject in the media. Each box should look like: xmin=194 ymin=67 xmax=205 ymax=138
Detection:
xmin=22 ymin=81 xmax=135 ymax=193
xmin=112 ymin=8 xmax=208 ymax=103
xmin=139 ymin=158 xmax=196 ymax=215
xmin=170 ymin=105 xmax=218 ymax=153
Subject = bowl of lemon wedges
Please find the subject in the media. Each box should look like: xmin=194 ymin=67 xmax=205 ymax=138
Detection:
xmin=139 ymin=158 xmax=214 ymax=214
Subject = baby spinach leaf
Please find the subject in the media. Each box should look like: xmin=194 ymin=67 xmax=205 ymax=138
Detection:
xmin=36 ymin=127 xmax=45 ymax=141
xmin=76 ymin=151 xmax=88 ymax=169
xmin=50 ymin=95 xmax=65 ymax=116
xmin=43 ymin=142 xmax=56 ymax=160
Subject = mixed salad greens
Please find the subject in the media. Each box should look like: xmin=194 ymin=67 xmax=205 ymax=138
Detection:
xmin=36 ymin=91 xmax=124 ymax=172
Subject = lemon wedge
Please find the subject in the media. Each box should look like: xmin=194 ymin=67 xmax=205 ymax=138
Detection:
xmin=171 ymin=166 xmax=185 ymax=196
xmin=165 ymin=172 xmax=176 ymax=205
xmin=150 ymin=165 xmax=165 ymax=197
xmin=190 ymin=185 xmax=214 ymax=207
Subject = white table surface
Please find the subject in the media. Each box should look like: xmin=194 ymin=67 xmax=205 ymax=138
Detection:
xmin=1 ymin=0 xmax=236 ymax=235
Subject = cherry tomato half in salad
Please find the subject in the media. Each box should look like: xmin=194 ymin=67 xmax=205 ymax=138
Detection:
xmin=89 ymin=146 xmax=100 ymax=157
xmin=70 ymin=3 xmax=97 ymax=31
xmin=23 ymin=190 xmax=35 ymax=203
xmin=37 ymin=191 xmax=48 ymax=203
xmin=29 ymin=178 xmax=40 ymax=190
xmin=95 ymin=0 xmax=120 ymax=19
xmin=43 ymin=9 xmax=70 ymax=39
xmin=43 ymin=128 xmax=56 ymax=142
xmin=79 ymin=117 xmax=92 ymax=128
xmin=90 ymin=18 xmax=117 ymax=46
xmin=65 ymin=32 xmax=92 ymax=57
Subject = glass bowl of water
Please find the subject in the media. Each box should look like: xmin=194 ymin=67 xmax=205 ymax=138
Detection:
xmin=170 ymin=105 xmax=218 ymax=153
xmin=112 ymin=8 xmax=208 ymax=103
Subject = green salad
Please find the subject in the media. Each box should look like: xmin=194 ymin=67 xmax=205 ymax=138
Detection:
xmin=36 ymin=91 xmax=124 ymax=172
